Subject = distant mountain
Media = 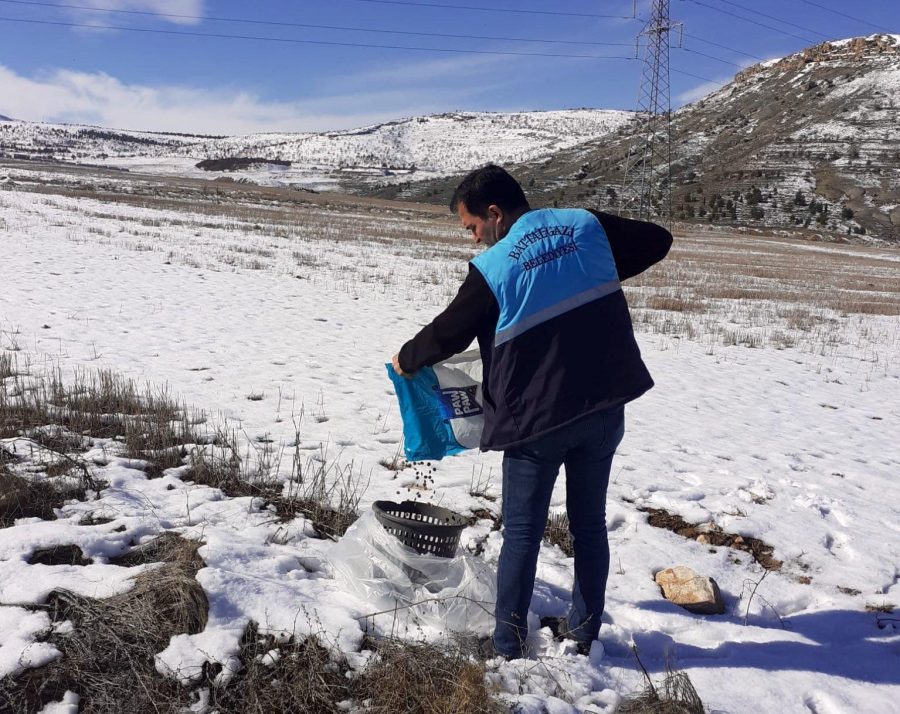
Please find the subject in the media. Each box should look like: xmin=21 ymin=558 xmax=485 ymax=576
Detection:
xmin=387 ymin=34 xmax=900 ymax=241
xmin=0 ymin=114 xmax=12 ymax=121
xmin=0 ymin=109 xmax=634 ymax=183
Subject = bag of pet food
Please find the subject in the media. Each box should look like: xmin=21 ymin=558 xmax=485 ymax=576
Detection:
xmin=386 ymin=349 xmax=484 ymax=461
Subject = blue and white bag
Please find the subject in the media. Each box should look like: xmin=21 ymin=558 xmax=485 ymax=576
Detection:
xmin=386 ymin=349 xmax=484 ymax=461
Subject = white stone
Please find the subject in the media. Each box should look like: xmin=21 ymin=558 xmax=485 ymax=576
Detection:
xmin=655 ymin=565 xmax=725 ymax=615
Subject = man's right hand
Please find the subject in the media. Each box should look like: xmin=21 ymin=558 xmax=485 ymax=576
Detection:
xmin=392 ymin=353 xmax=413 ymax=378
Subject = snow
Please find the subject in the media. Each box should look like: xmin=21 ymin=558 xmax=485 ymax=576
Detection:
xmin=1 ymin=179 xmax=899 ymax=712
xmin=37 ymin=691 xmax=79 ymax=714
xmin=0 ymin=606 xmax=61 ymax=679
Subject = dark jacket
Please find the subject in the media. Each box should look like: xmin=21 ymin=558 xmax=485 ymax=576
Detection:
xmin=398 ymin=209 xmax=672 ymax=450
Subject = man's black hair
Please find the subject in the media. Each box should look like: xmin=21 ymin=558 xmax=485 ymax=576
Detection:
xmin=449 ymin=164 xmax=530 ymax=217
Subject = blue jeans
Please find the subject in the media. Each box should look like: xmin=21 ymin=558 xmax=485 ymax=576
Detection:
xmin=493 ymin=406 xmax=625 ymax=658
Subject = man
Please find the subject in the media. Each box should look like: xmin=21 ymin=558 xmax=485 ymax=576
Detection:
xmin=392 ymin=164 xmax=672 ymax=659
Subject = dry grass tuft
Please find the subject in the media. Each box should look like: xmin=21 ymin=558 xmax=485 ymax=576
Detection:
xmin=0 ymin=464 xmax=86 ymax=527
xmin=0 ymin=351 xmax=17 ymax=380
xmin=28 ymin=544 xmax=91 ymax=566
xmin=358 ymin=638 xmax=505 ymax=714
xmin=865 ymin=602 xmax=895 ymax=614
xmin=618 ymin=669 xmax=706 ymax=713
xmin=1 ymin=368 xmax=199 ymax=464
xmin=198 ymin=627 xmax=503 ymax=714
xmin=182 ymin=445 xmax=281 ymax=500
xmin=20 ymin=426 xmax=90 ymax=455
xmin=108 ymin=531 xmax=205 ymax=572
xmin=206 ymin=623 xmax=353 ymax=713
xmin=123 ymin=414 xmax=197 ymax=472
xmin=1 ymin=534 xmax=207 ymax=714
xmin=544 ymin=511 xmax=574 ymax=557
xmin=278 ymin=458 xmax=363 ymax=540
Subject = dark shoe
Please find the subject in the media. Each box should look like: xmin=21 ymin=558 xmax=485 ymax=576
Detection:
xmin=540 ymin=615 xmax=565 ymax=638
xmin=478 ymin=636 xmax=514 ymax=661
xmin=540 ymin=616 xmax=593 ymax=656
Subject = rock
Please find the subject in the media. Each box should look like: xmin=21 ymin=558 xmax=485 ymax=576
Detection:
xmin=655 ymin=566 xmax=725 ymax=615
xmin=696 ymin=534 xmax=709 ymax=544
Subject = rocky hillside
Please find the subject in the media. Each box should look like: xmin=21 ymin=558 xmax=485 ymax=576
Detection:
xmin=383 ymin=34 xmax=900 ymax=241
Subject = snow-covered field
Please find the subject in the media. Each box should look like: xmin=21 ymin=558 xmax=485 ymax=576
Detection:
xmin=1 ymin=171 xmax=898 ymax=713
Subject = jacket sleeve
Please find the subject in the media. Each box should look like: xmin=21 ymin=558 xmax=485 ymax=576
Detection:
xmin=398 ymin=266 xmax=496 ymax=374
xmin=588 ymin=209 xmax=673 ymax=281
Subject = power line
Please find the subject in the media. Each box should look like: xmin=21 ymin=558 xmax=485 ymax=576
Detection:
xmin=671 ymin=67 xmax=724 ymax=85
xmin=680 ymin=0 xmax=820 ymax=45
xmin=0 ymin=0 xmax=635 ymax=47
xmin=678 ymin=46 xmax=743 ymax=68
xmin=715 ymin=0 xmax=831 ymax=40
xmin=0 ymin=15 xmax=640 ymax=60
xmin=341 ymin=0 xmax=635 ymax=20
xmin=683 ymin=32 xmax=765 ymax=62
xmin=0 ymin=4 xmax=726 ymax=86
xmin=797 ymin=0 xmax=894 ymax=35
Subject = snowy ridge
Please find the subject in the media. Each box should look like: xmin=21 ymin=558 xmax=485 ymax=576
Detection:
xmin=0 ymin=109 xmax=634 ymax=183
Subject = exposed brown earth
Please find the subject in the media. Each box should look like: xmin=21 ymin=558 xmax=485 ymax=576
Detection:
xmin=641 ymin=507 xmax=783 ymax=571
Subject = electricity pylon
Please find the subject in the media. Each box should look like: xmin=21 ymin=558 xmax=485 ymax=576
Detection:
xmin=619 ymin=0 xmax=680 ymax=223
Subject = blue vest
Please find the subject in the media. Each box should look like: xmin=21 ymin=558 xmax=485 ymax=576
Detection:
xmin=471 ymin=208 xmax=621 ymax=346
xmin=468 ymin=207 xmax=652 ymax=450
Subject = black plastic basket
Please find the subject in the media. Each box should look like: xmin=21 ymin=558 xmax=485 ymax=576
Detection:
xmin=372 ymin=500 xmax=468 ymax=558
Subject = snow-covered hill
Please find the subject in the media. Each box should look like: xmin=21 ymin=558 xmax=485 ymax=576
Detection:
xmin=0 ymin=109 xmax=634 ymax=190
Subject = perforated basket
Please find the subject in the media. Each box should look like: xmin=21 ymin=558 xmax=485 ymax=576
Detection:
xmin=372 ymin=500 xmax=468 ymax=558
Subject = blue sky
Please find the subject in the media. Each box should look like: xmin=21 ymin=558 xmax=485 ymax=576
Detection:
xmin=1 ymin=0 xmax=898 ymax=133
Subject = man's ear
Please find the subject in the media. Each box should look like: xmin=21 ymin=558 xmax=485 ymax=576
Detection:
xmin=487 ymin=204 xmax=504 ymax=222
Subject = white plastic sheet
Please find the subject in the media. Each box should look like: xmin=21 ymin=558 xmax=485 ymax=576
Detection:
xmin=329 ymin=510 xmax=496 ymax=636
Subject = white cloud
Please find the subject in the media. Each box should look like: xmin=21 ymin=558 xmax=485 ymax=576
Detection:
xmin=0 ymin=64 xmax=482 ymax=134
xmin=74 ymin=0 xmax=205 ymax=25
xmin=338 ymin=53 xmax=505 ymax=89
xmin=676 ymin=58 xmax=755 ymax=105
xmin=676 ymin=79 xmax=728 ymax=104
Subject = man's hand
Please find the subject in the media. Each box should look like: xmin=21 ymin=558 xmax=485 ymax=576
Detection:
xmin=392 ymin=353 xmax=413 ymax=378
